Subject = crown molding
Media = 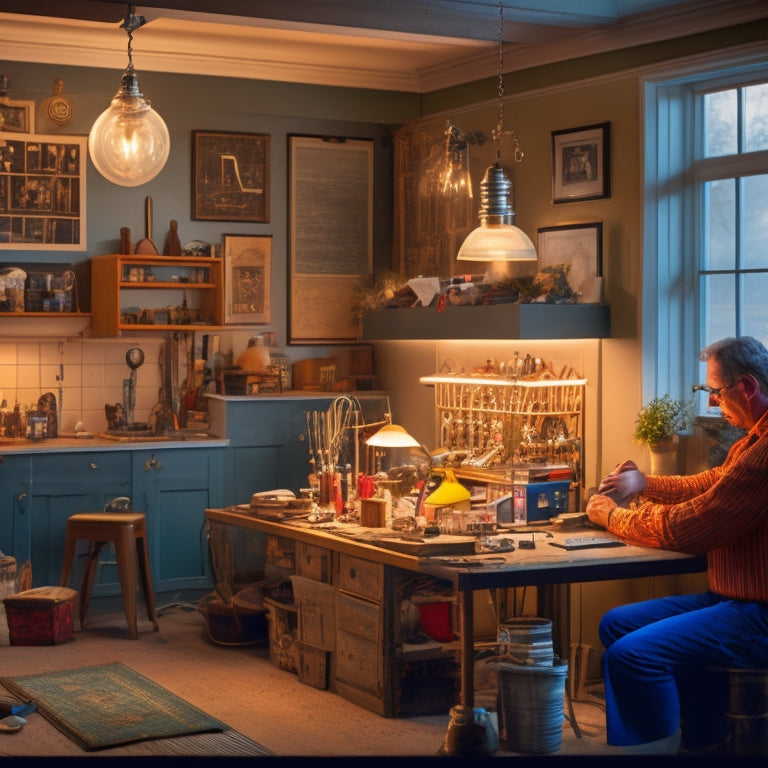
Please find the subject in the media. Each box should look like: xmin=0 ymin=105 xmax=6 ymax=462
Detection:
xmin=0 ymin=1 xmax=765 ymax=94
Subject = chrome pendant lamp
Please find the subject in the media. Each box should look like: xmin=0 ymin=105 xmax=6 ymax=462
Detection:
xmin=88 ymin=4 xmax=170 ymax=187
xmin=456 ymin=0 xmax=536 ymax=263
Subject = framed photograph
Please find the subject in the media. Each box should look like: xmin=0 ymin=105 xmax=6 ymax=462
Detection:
xmin=0 ymin=97 xmax=34 ymax=134
xmin=537 ymin=222 xmax=603 ymax=302
xmin=288 ymin=134 xmax=373 ymax=344
xmin=551 ymin=122 xmax=610 ymax=204
xmin=0 ymin=132 xmax=86 ymax=250
xmin=192 ymin=131 xmax=269 ymax=222
xmin=222 ymin=233 xmax=271 ymax=324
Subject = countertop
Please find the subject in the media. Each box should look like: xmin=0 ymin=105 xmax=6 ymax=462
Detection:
xmin=0 ymin=432 xmax=228 ymax=454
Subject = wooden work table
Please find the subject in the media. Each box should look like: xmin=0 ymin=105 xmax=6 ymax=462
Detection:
xmin=205 ymin=506 xmax=707 ymax=716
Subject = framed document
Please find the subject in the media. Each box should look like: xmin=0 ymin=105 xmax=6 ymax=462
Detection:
xmin=288 ymin=135 xmax=373 ymax=343
xmin=222 ymin=233 xmax=271 ymax=324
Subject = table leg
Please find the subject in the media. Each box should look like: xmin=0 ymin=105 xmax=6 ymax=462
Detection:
xmin=440 ymin=587 xmax=492 ymax=756
xmin=459 ymin=586 xmax=475 ymax=708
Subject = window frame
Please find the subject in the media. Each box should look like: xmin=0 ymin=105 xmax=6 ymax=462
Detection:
xmin=642 ymin=52 xmax=768 ymax=407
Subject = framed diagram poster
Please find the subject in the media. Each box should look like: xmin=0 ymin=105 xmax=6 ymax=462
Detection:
xmin=288 ymin=135 xmax=373 ymax=344
xmin=0 ymin=132 xmax=86 ymax=249
xmin=192 ymin=130 xmax=270 ymax=222
xmin=223 ymin=233 xmax=271 ymax=324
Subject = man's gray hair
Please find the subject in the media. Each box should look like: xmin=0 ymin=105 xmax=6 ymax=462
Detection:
xmin=701 ymin=336 xmax=768 ymax=395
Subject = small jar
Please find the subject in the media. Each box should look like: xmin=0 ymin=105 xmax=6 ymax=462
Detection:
xmin=26 ymin=410 xmax=48 ymax=441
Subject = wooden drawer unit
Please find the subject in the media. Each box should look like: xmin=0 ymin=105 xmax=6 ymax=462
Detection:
xmin=290 ymin=575 xmax=336 ymax=652
xmin=335 ymin=591 xmax=385 ymax=711
xmin=296 ymin=541 xmax=333 ymax=583
xmin=265 ymin=535 xmax=295 ymax=581
xmin=336 ymin=553 xmax=383 ymax=601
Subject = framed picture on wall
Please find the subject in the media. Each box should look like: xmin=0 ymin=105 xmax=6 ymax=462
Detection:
xmin=222 ymin=233 xmax=271 ymax=324
xmin=551 ymin=122 xmax=610 ymax=204
xmin=288 ymin=134 xmax=373 ymax=344
xmin=0 ymin=97 xmax=34 ymax=134
xmin=0 ymin=133 xmax=86 ymax=250
xmin=537 ymin=221 xmax=603 ymax=303
xmin=192 ymin=131 xmax=270 ymax=222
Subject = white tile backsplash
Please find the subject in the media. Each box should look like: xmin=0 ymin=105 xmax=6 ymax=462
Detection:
xmin=0 ymin=338 xmax=167 ymax=435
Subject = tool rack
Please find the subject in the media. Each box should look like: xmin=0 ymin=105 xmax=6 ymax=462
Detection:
xmin=420 ymin=373 xmax=586 ymax=479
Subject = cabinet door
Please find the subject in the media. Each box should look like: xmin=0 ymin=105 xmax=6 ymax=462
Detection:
xmin=0 ymin=454 xmax=31 ymax=559
xmin=132 ymin=447 xmax=224 ymax=593
xmin=21 ymin=452 xmax=131 ymax=589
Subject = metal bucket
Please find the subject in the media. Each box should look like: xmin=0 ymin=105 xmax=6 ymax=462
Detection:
xmin=489 ymin=656 xmax=568 ymax=754
xmin=723 ymin=668 xmax=768 ymax=755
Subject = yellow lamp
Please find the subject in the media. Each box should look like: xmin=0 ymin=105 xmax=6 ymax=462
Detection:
xmin=424 ymin=469 xmax=471 ymax=529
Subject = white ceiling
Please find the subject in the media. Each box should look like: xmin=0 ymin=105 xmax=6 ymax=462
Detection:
xmin=0 ymin=0 xmax=766 ymax=92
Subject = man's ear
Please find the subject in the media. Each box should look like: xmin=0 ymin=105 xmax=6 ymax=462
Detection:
xmin=741 ymin=374 xmax=760 ymax=398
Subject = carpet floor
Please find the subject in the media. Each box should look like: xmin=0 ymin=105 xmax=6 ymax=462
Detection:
xmin=0 ymin=597 xmax=642 ymax=761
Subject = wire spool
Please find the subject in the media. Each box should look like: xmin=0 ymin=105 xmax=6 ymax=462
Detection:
xmin=497 ymin=617 xmax=554 ymax=666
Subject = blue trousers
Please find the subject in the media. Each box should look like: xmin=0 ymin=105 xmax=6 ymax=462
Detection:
xmin=599 ymin=591 xmax=768 ymax=748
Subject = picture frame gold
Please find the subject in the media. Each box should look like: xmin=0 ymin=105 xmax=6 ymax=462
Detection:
xmin=222 ymin=233 xmax=271 ymax=324
xmin=0 ymin=97 xmax=35 ymax=134
xmin=192 ymin=131 xmax=270 ymax=222
xmin=288 ymin=134 xmax=373 ymax=344
xmin=551 ymin=122 xmax=610 ymax=204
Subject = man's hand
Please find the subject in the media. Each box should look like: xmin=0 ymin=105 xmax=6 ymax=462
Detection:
xmin=598 ymin=459 xmax=647 ymax=499
xmin=586 ymin=493 xmax=617 ymax=529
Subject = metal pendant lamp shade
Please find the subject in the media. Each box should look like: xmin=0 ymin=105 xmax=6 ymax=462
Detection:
xmin=456 ymin=0 xmax=536 ymax=264
xmin=456 ymin=163 xmax=536 ymax=261
xmin=88 ymin=5 xmax=170 ymax=187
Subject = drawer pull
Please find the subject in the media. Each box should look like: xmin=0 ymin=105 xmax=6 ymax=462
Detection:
xmin=89 ymin=461 xmax=98 ymax=469
xmin=349 ymin=567 xmax=356 ymax=579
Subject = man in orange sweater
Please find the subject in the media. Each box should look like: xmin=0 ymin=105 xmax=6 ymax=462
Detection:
xmin=587 ymin=336 xmax=768 ymax=754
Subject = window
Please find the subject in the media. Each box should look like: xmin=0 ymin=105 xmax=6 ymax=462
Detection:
xmin=643 ymin=54 xmax=768 ymax=409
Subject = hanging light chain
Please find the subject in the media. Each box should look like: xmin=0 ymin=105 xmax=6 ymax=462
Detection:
xmin=121 ymin=4 xmax=147 ymax=75
xmin=491 ymin=0 xmax=524 ymax=164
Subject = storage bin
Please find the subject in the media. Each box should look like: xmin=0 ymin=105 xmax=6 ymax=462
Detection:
xmin=3 ymin=586 xmax=77 ymax=646
xmin=524 ymin=481 xmax=571 ymax=523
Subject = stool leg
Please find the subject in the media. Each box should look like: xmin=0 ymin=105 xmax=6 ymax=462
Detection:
xmin=135 ymin=534 xmax=159 ymax=631
xmin=60 ymin=530 xmax=78 ymax=588
xmin=79 ymin=542 xmax=107 ymax=629
xmin=113 ymin=528 xmax=139 ymax=639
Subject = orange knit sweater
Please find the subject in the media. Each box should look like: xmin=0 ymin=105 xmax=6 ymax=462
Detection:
xmin=608 ymin=410 xmax=768 ymax=602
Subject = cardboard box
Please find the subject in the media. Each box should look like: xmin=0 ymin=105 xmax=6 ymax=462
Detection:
xmin=3 ymin=586 xmax=77 ymax=646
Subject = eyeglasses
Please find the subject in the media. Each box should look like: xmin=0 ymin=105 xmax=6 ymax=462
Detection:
xmin=692 ymin=381 xmax=737 ymax=399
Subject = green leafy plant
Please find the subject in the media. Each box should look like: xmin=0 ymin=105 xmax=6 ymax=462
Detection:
xmin=632 ymin=395 xmax=693 ymax=446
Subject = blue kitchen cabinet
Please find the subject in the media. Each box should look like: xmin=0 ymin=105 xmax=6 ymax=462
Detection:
xmin=131 ymin=446 xmax=225 ymax=593
xmin=208 ymin=394 xmax=378 ymax=505
xmin=19 ymin=451 xmax=131 ymax=589
xmin=0 ymin=453 xmax=31 ymax=560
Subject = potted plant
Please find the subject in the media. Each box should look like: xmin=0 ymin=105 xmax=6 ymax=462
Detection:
xmin=633 ymin=394 xmax=693 ymax=474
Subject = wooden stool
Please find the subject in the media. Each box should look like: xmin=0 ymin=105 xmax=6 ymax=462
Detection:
xmin=60 ymin=512 xmax=159 ymax=639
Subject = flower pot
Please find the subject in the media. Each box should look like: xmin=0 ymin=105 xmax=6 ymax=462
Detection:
xmin=649 ymin=435 xmax=680 ymax=475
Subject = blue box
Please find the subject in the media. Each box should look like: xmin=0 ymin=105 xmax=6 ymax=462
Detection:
xmin=525 ymin=480 xmax=571 ymax=522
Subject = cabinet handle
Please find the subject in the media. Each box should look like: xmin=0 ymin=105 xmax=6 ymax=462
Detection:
xmin=16 ymin=492 xmax=26 ymax=513
xmin=144 ymin=454 xmax=163 ymax=471
xmin=89 ymin=461 xmax=98 ymax=469
xmin=297 ymin=433 xmax=305 ymax=442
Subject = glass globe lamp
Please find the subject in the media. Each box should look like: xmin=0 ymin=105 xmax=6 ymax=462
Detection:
xmin=88 ymin=69 xmax=170 ymax=187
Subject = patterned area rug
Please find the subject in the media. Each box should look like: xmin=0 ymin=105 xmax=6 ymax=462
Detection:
xmin=1 ymin=662 xmax=231 ymax=751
